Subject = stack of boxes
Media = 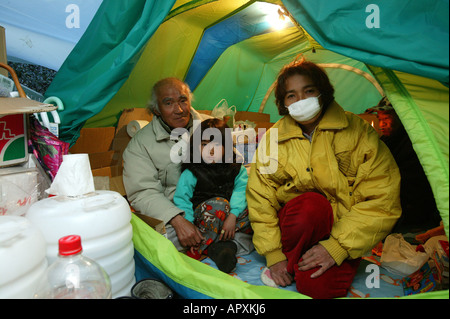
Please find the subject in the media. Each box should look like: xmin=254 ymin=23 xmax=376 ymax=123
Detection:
xmin=0 ymin=26 xmax=56 ymax=216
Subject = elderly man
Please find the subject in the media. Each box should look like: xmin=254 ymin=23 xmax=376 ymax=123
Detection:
xmin=123 ymin=77 xmax=210 ymax=251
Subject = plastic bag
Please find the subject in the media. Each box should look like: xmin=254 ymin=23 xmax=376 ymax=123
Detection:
xmin=380 ymin=233 xmax=430 ymax=276
xmin=234 ymin=120 xmax=256 ymax=130
xmin=28 ymin=116 xmax=70 ymax=181
xmin=0 ymin=168 xmax=39 ymax=216
xmin=210 ymin=99 xmax=236 ymax=128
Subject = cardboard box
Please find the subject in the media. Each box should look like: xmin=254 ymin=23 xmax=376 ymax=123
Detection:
xmin=88 ymin=150 xmax=115 ymax=170
xmin=134 ymin=212 xmax=166 ymax=235
xmin=0 ymin=114 xmax=28 ymax=167
xmin=69 ymin=127 xmax=115 ymax=154
xmin=0 ymin=98 xmax=56 ymax=167
xmin=92 ymin=165 xmax=123 ymax=178
xmin=69 ymin=127 xmax=117 ymax=172
xmin=0 ymin=97 xmax=56 ymax=115
xmin=235 ymin=111 xmax=270 ymax=123
xmin=69 ymin=108 xmax=152 ymax=195
xmin=69 ymin=126 xmax=125 ymax=194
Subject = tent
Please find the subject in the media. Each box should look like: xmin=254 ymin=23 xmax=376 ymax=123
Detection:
xmin=0 ymin=0 xmax=103 ymax=71
xmin=3 ymin=0 xmax=449 ymax=299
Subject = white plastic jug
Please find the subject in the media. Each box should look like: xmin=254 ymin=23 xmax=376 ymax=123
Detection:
xmin=26 ymin=191 xmax=135 ymax=298
xmin=0 ymin=216 xmax=48 ymax=299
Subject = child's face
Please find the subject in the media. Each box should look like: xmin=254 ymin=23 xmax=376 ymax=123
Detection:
xmin=201 ymin=140 xmax=224 ymax=164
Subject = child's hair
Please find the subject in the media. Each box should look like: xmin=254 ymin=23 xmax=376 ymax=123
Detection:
xmin=182 ymin=118 xmax=240 ymax=168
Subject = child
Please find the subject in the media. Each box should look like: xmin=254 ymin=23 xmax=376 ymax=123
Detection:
xmin=173 ymin=118 xmax=253 ymax=273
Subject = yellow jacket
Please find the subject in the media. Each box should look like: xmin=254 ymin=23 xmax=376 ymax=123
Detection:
xmin=246 ymin=101 xmax=401 ymax=267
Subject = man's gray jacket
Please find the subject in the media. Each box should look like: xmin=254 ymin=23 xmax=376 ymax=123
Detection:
xmin=123 ymin=108 xmax=210 ymax=224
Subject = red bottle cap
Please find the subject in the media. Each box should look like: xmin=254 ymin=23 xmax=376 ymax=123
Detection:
xmin=58 ymin=235 xmax=82 ymax=256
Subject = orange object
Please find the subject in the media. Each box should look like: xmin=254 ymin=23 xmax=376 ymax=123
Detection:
xmin=415 ymin=223 xmax=446 ymax=243
xmin=372 ymin=241 xmax=383 ymax=257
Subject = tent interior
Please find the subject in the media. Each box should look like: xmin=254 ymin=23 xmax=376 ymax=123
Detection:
xmin=0 ymin=0 xmax=448 ymax=299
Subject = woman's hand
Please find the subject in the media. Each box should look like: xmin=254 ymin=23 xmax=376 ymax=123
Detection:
xmin=219 ymin=214 xmax=237 ymax=241
xmin=298 ymin=244 xmax=335 ymax=278
xmin=269 ymin=260 xmax=293 ymax=287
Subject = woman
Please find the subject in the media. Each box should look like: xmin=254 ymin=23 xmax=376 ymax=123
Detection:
xmin=246 ymin=59 xmax=401 ymax=298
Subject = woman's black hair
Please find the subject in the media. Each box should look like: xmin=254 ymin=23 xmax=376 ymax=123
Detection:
xmin=274 ymin=57 xmax=335 ymax=116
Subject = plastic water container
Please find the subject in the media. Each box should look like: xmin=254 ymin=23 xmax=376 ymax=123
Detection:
xmin=34 ymin=235 xmax=112 ymax=299
xmin=26 ymin=191 xmax=135 ymax=298
xmin=0 ymin=216 xmax=48 ymax=299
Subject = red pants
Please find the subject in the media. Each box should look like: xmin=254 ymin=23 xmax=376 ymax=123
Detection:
xmin=278 ymin=192 xmax=360 ymax=299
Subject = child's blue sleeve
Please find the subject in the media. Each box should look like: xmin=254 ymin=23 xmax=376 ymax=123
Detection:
xmin=229 ymin=166 xmax=249 ymax=217
xmin=173 ymin=169 xmax=197 ymax=223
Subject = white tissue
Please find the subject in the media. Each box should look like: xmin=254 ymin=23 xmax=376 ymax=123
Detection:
xmin=45 ymin=154 xmax=95 ymax=197
xmin=127 ymin=120 xmax=149 ymax=137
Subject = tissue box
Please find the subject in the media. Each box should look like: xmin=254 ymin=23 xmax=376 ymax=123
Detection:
xmin=0 ymin=114 xmax=28 ymax=167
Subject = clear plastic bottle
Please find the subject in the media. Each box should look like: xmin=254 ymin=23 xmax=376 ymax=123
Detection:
xmin=34 ymin=235 xmax=112 ymax=299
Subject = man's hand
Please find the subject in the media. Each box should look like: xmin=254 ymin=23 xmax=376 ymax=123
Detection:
xmin=169 ymin=214 xmax=204 ymax=248
xmin=269 ymin=260 xmax=293 ymax=287
xmin=298 ymin=244 xmax=335 ymax=278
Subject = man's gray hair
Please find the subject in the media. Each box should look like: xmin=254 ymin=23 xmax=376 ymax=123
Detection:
xmin=146 ymin=78 xmax=193 ymax=115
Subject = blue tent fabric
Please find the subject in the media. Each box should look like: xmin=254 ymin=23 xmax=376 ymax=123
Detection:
xmin=282 ymin=0 xmax=450 ymax=85
xmin=185 ymin=2 xmax=293 ymax=90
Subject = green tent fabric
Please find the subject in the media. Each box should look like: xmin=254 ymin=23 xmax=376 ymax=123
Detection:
xmin=44 ymin=0 xmax=449 ymax=299
xmin=44 ymin=0 xmax=176 ymax=146
xmin=190 ymin=28 xmax=383 ymax=121
xmin=368 ymin=67 xmax=449 ymax=237
xmin=283 ymin=0 xmax=449 ymax=85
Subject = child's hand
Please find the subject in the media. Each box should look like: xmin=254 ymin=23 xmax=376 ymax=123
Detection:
xmin=219 ymin=214 xmax=237 ymax=241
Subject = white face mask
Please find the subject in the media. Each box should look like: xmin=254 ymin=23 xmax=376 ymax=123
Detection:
xmin=287 ymin=95 xmax=322 ymax=122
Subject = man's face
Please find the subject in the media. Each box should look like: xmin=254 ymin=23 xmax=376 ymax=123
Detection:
xmin=378 ymin=111 xmax=397 ymax=136
xmin=155 ymin=82 xmax=191 ymax=129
